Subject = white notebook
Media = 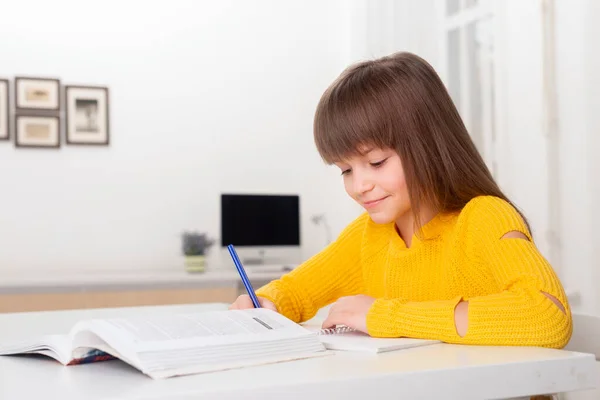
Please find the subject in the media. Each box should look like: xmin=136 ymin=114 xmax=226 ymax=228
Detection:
xmin=312 ymin=326 xmax=440 ymax=354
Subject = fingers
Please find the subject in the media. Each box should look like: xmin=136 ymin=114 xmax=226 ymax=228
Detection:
xmin=321 ymin=296 xmax=373 ymax=334
xmin=229 ymin=295 xmax=278 ymax=312
xmin=322 ymin=313 xmax=347 ymax=329
xmin=259 ymin=298 xmax=278 ymax=312
xmin=321 ymin=304 xmax=347 ymax=329
xmin=228 ymin=295 xmax=254 ymax=310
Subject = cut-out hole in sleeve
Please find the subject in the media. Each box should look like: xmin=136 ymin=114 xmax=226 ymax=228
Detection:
xmin=542 ymin=291 xmax=566 ymax=314
xmin=500 ymin=230 xmax=530 ymax=241
xmin=499 ymin=230 xmax=566 ymax=314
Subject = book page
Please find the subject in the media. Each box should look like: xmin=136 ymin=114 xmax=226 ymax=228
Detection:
xmin=88 ymin=309 xmax=313 ymax=352
xmin=0 ymin=334 xmax=72 ymax=365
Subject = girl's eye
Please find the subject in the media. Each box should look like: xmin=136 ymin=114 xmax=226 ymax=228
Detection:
xmin=341 ymin=169 xmax=351 ymax=176
xmin=370 ymin=158 xmax=387 ymax=167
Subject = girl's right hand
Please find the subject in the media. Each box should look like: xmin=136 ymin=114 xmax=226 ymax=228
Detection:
xmin=229 ymin=295 xmax=278 ymax=312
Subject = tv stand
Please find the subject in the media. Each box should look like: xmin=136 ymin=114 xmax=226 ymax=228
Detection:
xmin=221 ymin=246 xmax=300 ymax=269
xmin=242 ymin=257 xmax=266 ymax=266
xmin=242 ymin=250 xmax=266 ymax=266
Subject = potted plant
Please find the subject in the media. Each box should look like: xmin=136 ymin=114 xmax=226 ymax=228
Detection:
xmin=181 ymin=231 xmax=215 ymax=273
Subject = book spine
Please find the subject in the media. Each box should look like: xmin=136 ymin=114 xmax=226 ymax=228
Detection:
xmin=67 ymin=349 xmax=116 ymax=366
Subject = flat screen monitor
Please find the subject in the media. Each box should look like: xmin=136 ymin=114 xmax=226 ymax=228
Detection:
xmin=220 ymin=193 xmax=300 ymax=247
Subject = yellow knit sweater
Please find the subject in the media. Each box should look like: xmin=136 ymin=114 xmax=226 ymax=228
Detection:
xmin=256 ymin=196 xmax=572 ymax=348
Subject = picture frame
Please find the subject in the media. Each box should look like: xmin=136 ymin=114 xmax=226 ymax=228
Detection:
xmin=65 ymin=85 xmax=109 ymax=146
xmin=15 ymin=115 xmax=60 ymax=149
xmin=0 ymin=79 xmax=8 ymax=141
xmin=15 ymin=77 xmax=61 ymax=111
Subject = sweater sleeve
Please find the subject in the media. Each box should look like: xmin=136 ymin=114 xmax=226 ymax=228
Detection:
xmin=255 ymin=213 xmax=369 ymax=323
xmin=365 ymin=196 xmax=573 ymax=348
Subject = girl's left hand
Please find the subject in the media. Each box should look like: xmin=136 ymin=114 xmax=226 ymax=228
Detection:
xmin=321 ymin=295 xmax=376 ymax=334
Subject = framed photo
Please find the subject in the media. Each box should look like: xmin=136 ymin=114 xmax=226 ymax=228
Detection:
xmin=15 ymin=77 xmax=60 ymax=111
xmin=0 ymin=79 xmax=8 ymax=140
xmin=15 ymin=115 xmax=60 ymax=148
xmin=65 ymin=85 xmax=109 ymax=145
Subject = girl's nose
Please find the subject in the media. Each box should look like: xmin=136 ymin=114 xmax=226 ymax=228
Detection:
xmin=353 ymin=171 xmax=375 ymax=194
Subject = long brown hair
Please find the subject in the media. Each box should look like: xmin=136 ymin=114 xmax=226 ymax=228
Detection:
xmin=313 ymin=51 xmax=529 ymax=231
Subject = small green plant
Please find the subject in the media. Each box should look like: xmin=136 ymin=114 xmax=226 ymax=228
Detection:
xmin=181 ymin=232 xmax=215 ymax=256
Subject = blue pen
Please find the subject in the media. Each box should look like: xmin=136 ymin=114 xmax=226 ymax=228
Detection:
xmin=227 ymin=244 xmax=261 ymax=308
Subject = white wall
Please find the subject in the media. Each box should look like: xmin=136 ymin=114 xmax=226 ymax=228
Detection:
xmin=0 ymin=0 xmax=363 ymax=274
xmin=346 ymin=0 xmax=439 ymax=68
xmin=585 ymin=0 xmax=600 ymax=314
xmin=484 ymin=0 xmax=555 ymax=263
xmin=553 ymin=0 xmax=598 ymax=313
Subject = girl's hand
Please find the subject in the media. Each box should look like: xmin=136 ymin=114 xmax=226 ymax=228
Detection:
xmin=321 ymin=295 xmax=376 ymax=334
xmin=229 ymin=295 xmax=278 ymax=312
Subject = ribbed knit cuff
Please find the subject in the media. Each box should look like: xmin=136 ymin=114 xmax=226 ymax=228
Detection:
xmin=466 ymin=290 xmax=572 ymax=347
xmin=255 ymin=280 xmax=303 ymax=323
xmin=366 ymin=297 xmax=462 ymax=340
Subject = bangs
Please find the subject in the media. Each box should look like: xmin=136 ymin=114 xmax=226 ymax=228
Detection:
xmin=313 ymin=64 xmax=399 ymax=164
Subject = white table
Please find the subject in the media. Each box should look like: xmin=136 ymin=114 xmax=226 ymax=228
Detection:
xmin=0 ymin=303 xmax=596 ymax=400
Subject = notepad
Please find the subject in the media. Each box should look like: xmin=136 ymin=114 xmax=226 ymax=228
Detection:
xmin=311 ymin=326 xmax=440 ymax=353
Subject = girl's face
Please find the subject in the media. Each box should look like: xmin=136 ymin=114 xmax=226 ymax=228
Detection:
xmin=335 ymin=147 xmax=410 ymax=224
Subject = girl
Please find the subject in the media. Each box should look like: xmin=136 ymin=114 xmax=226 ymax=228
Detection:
xmin=230 ymin=51 xmax=571 ymax=348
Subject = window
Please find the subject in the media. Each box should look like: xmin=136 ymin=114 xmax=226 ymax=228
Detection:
xmin=442 ymin=0 xmax=496 ymax=176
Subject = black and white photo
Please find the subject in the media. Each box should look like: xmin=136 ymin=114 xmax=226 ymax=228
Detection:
xmin=75 ymin=98 xmax=99 ymax=133
xmin=66 ymin=86 xmax=109 ymax=145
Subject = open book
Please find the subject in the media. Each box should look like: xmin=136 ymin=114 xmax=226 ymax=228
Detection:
xmin=0 ymin=309 xmax=328 ymax=379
